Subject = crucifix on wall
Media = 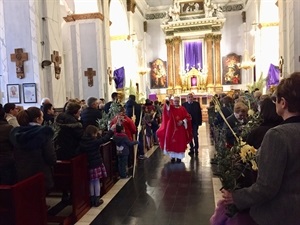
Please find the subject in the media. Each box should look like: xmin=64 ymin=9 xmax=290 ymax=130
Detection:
xmin=10 ymin=48 xmax=28 ymax=79
xmin=51 ymin=50 xmax=62 ymax=79
xmin=85 ymin=68 xmax=96 ymax=87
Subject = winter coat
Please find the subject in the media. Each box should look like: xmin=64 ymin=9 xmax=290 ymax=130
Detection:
xmin=55 ymin=112 xmax=84 ymax=160
xmin=80 ymin=107 xmax=102 ymax=129
xmin=79 ymin=130 xmax=114 ymax=169
xmin=0 ymin=120 xmax=14 ymax=167
xmin=10 ymin=125 xmax=56 ymax=191
xmin=112 ymin=133 xmax=138 ymax=156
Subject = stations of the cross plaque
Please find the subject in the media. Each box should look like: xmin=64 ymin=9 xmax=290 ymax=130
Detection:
xmin=51 ymin=50 xmax=62 ymax=79
xmin=10 ymin=48 xmax=28 ymax=79
xmin=85 ymin=68 xmax=96 ymax=87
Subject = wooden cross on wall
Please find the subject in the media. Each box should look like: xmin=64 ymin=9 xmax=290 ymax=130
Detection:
xmin=85 ymin=68 xmax=96 ymax=87
xmin=10 ymin=48 xmax=28 ymax=79
xmin=51 ymin=50 xmax=62 ymax=80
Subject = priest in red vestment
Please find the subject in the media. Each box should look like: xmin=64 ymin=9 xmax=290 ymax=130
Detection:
xmin=156 ymin=96 xmax=192 ymax=163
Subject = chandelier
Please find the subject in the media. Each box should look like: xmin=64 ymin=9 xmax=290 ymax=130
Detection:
xmin=239 ymin=49 xmax=255 ymax=70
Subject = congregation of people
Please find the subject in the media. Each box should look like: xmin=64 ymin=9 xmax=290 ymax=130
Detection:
xmin=209 ymin=72 xmax=300 ymax=225
xmin=0 ymin=92 xmax=164 ymax=208
xmin=2 ymin=72 xmax=300 ymax=225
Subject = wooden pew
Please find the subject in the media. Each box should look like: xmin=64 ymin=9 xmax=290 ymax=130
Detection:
xmin=100 ymin=141 xmax=118 ymax=194
xmin=48 ymin=154 xmax=90 ymax=225
xmin=0 ymin=173 xmax=47 ymax=225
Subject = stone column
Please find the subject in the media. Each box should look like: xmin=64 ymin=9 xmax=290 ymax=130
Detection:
xmin=102 ymin=0 xmax=113 ymax=99
xmin=205 ymin=34 xmax=214 ymax=93
xmin=173 ymin=36 xmax=182 ymax=93
xmin=166 ymin=39 xmax=174 ymax=95
xmin=63 ymin=13 xmax=105 ymax=100
xmin=214 ymin=34 xmax=223 ymax=92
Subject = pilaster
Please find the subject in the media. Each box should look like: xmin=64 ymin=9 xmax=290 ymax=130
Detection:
xmin=166 ymin=39 xmax=174 ymax=94
xmin=173 ymin=36 xmax=182 ymax=93
xmin=205 ymin=33 xmax=214 ymax=92
xmin=63 ymin=13 xmax=105 ymax=100
xmin=214 ymin=34 xmax=222 ymax=92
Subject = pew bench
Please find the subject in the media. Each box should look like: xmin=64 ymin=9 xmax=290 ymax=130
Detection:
xmin=47 ymin=154 xmax=90 ymax=225
xmin=0 ymin=173 xmax=47 ymax=225
xmin=47 ymin=141 xmax=119 ymax=225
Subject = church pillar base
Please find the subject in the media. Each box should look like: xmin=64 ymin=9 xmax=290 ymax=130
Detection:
xmin=206 ymin=84 xmax=215 ymax=93
xmin=174 ymin=86 xmax=182 ymax=95
xmin=215 ymin=86 xmax=223 ymax=93
xmin=167 ymin=88 xmax=174 ymax=95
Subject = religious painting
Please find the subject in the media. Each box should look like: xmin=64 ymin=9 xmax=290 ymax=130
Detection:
xmin=180 ymin=1 xmax=204 ymax=14
xmin=222 ymin=53 xmax=242 ymax=85
xmin=7 ymin=84 xmax=21 ymax=103
xmin=23 ymin=83 xmax=37 ymax=103
xmin=150 ymin=58 xmax=167 ymax=89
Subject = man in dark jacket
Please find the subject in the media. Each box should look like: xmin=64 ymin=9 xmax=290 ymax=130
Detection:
xmin=182 ymin=93 xmax=202 ymax=156
xmin=104 ymin=92 xmax=118 ymax=114
xmin=125 ymin=95 xmax=141 ymax=128
xmin=81 ymin=97 xmax=102 ymax=129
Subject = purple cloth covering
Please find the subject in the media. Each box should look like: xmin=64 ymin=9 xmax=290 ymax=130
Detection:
xmin=210 ymin=200 xmax=258 ymax=225
xmin=114 ymin=67 xmax=125 ymax=89
xmin=184 ymin=41 xmax=203 ymax=71
xmin=266 ymin=64 xmax=280 ymax=89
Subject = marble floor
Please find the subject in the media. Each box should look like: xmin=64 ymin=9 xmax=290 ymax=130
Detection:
xmin=75 ymin=122 xmax=221 ymax=225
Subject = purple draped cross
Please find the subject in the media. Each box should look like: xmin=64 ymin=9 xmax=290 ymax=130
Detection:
xmin=267 ymin=64 xmax=280 ymax=89
xmin=184 ymin=41 xmax=203 ymax=71
xmin=114 ymin=67 xmax=125 ymax=89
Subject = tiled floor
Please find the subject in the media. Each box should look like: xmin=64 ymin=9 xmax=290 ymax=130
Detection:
xmin=76 ymin=122 xmax=219 ymax=225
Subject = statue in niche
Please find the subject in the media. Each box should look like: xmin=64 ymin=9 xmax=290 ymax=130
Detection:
xmin=204 ymin=0 xmax=224 ymax=18
xmin=169 ymin=0 xmax=180 ymax=21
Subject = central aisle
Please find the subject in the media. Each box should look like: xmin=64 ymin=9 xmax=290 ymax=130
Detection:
xmin=77 ymin=123 xmax=216 ymax=225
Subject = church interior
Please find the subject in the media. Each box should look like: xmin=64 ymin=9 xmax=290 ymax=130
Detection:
xmin=1 ymin=0 xmax=300 ymax=224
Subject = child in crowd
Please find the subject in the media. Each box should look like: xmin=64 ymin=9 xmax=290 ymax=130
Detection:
xmin=143 ymin=110 xmax=153 ymax=150
xmin=112 ymin=124 xmax=138 ymax=178
xmin=80 ymin=124 xmax=115 ymax=207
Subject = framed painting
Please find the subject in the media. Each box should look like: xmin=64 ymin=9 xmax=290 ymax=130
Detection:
xmin=23 ymin=83 xmax=37 ymax=103
xmin=7 ymin=84 xmax=21 ymax=103
xmin=150 ymin=58 xmax=168 ymax=89
xmin=222 ymin=53 xmax=242 ymax=85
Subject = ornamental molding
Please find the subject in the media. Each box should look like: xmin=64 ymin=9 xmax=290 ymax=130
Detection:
xmin=161 ymin=17 xmax=225 ymax=38
xmin=144 ymin=4 xmax=243 ymax=21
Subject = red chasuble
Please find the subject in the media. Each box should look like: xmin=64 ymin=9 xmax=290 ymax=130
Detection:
xmin=157 ymin=104 xmax=192 ymax=153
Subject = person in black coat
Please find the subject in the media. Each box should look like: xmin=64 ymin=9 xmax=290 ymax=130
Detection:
xmin=125 ymin=94 xmax=142 ymax=128
xmin=223 ymin=101 xmax=248 ymax=147
xmin=80 ymin=97 xmax=102 ymax=129
xmin=0 ymin=104 xmax=15 ymax=185
xmin=80 ymin=124 xmax=116 ymax=207
xmin=182 ymin=93 xmax=202 ymax=156
xmin=104 ymin=92 xmax=118 ymax=114
xmin=246 ymin=96 xmax=283 ymax=149
xmin=10 ymin=107 xmax=56 ymax=192
xmin=55 ymin=102 xmax=84 ymax=160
